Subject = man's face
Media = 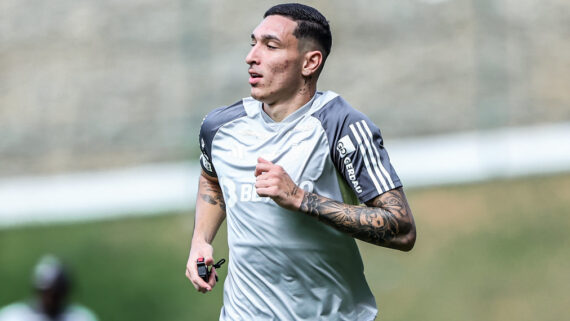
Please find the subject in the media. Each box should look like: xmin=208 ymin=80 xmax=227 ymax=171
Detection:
xmin=246 ymin=15 xmax=305 ymax=104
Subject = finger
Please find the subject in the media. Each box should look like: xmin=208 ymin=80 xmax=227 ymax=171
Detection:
xmin=196 ymin=276 xmax=211 ymax=292
xmin=255 ymin=180 xmax=280 ymax=196
xmin=257 ymin=157 xmax=272 ymax=164
xmin=186 ymin=267 xmax=203 ymax=291
xmin=255 ymin=186 xmax=278 ymax=198
xmin=186 ymin=262 xmax=212 ymax=292
xmin=255 ymin=162 xmax=273 ymax=177
xmin=186 ymin=268 xmax=197 ymax=289
xmin=255 ymin=177 xmax=273 ymax=188
xmin=208 ymin=267 xmax=217 ymax=288
xmin=255 ymin=186 xmax=269 ymax=197
xmin=195 ymin=273 xmax=212 ymax=293
xmin=204 ymin=256 xmax=214 ymax=266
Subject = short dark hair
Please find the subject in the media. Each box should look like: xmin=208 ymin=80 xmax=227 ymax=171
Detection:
xmin=264 ymin=3 xmax=332 ymax=61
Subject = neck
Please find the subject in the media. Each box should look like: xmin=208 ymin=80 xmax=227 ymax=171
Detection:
xmin=263 ymin=81 xmax=317 ymax=122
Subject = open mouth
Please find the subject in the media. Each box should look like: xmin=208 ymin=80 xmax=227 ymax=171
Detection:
xmin=249 ymin=71 xmax=262 ymax=85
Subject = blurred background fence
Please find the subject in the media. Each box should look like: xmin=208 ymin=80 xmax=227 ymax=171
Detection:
xmin=2 ymin=0 xmax=569 ymax=177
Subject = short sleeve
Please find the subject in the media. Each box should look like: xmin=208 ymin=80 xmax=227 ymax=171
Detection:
xmin=199 ymin=115 xmax=217 ymax=177
xmin=198 ymin=101 xmax=247 ymax=177
xmin=313 ymin=96 xmax=402 ymax=203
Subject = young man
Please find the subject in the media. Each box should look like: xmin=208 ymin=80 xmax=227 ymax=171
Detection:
xmin=185 ymin=3 xmax=416 ymax=320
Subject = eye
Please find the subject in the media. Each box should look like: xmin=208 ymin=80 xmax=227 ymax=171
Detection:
xmin=267 ymin=44 xmax=278 ymax=49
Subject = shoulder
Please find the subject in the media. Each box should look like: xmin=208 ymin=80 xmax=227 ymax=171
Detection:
xmin=201 ymin=100 xmax=247 ymax=132
xmin=65 ymin=304 xmax=98 ymax=321
xmin=0 ymin=302 xmax=34 ymax=320
xmin=311 ymin=94 xmax=372 ymax=130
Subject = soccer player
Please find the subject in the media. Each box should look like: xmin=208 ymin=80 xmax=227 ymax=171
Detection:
xmin=185 ymin=3 xmax=416 ymax=320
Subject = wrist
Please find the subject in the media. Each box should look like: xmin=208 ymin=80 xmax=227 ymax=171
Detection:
xmin=295 ymin=189 xmax=306 ymax=211
xmin=191 ymin=235 xmax=212 ymax=247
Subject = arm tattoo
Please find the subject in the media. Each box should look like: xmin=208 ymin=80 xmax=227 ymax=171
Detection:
xmin=199 ymin=179 xmax=226 ymax=212
xmin=299 ymin=188 xmax=411 ymax=247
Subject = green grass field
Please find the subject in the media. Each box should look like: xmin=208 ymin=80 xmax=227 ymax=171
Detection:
xmin=1 ymin=174 xmax=569 ymax=320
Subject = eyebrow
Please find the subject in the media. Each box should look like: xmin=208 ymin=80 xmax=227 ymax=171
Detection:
xmin=250 ymin=33 xmax=281 ymax=42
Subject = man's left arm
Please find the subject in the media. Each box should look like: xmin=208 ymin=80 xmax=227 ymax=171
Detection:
xmin=255 ymin=157 xmax=416 ymax=251
xmin=299 ymin=187 xmax=415 ymax=251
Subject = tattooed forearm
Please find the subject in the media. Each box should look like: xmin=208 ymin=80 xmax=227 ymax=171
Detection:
xmin=199 ymin=178 xmax=226 ymax=212
xmin=299 ymin=188 xmax=414 ymax=249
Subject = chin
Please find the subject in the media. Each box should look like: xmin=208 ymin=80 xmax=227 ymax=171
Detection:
xmin=250 ymin=88 xmax=265 ymax=101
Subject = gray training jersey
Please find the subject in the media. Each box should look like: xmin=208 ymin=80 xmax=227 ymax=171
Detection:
xmin=199 ymin=91 xmax=402 ymax=321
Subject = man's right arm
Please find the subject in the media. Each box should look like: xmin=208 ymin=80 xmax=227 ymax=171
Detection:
xmin=185 ymin=170 xmax=226 ymax=293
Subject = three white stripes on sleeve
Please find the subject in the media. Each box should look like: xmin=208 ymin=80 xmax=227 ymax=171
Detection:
xmin=349 ymin=120 xmax=396 ymax=194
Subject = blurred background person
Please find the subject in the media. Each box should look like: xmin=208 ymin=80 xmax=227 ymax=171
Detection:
xmin=0 ymin=255 xmax=97 ymax=321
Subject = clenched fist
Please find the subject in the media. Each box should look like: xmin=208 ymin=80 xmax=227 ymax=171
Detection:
xmin=254 ymin=157 xmax=304 ymax=210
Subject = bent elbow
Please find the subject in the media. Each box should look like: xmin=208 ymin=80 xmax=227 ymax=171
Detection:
xmin=400 ymin=229 xmax=416 ymax=252
xmin=398 ymin=223 xmax=416 ymax=252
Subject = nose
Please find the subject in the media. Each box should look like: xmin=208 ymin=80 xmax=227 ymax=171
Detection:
xmin=245 ymin=44 xmax=259 ymax=65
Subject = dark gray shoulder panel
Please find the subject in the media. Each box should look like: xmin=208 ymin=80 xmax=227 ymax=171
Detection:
xmin=312 ymin=96 xmax=402 ymax=203
xmin=199 ymin=100 xmax=247 ymax=177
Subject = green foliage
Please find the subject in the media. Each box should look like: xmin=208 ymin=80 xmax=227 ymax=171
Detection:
xmin=1 ymin=174 xmax=569 ymax=320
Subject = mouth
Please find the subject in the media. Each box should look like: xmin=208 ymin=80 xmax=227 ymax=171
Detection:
xmin=248 ymin=70 xmax=262 ymax=85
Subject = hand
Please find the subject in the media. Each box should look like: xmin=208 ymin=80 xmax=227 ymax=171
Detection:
xmin=254 ymin=157 xmax=304 ymax=210
xmin=185 ymin=242 xmax=218 ymax=293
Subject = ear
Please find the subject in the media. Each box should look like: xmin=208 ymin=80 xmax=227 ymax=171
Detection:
xmin=301 ymin=50 xmax=323 ymax=77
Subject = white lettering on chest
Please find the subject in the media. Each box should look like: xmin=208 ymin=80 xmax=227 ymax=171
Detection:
xmin=240 ymin=183 xmax=268 ymax=202
xmin=221 ymin=180 xmax=316 ymax=205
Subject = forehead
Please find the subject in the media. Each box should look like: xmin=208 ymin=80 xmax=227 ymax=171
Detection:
xmin=252 ymin=15 xmax=298 ymax=41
